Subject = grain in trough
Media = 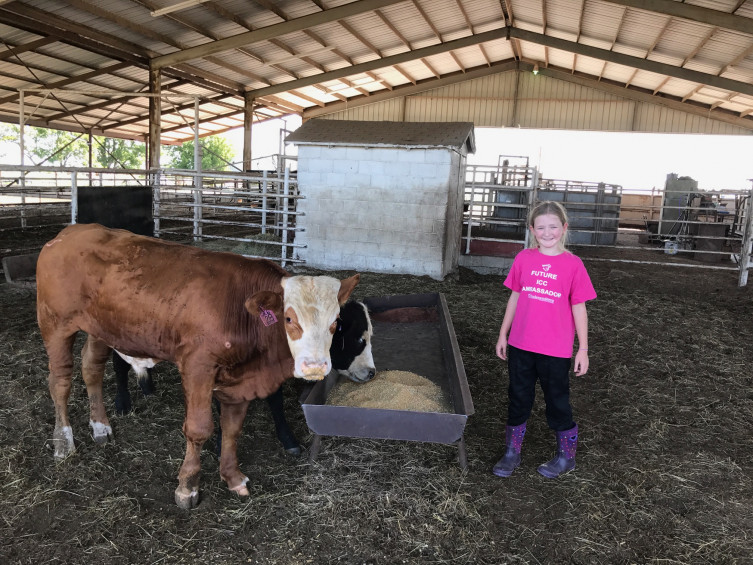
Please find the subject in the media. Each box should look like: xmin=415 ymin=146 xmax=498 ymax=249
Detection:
xmin=302 ymin=292 xmax=474 ymax=468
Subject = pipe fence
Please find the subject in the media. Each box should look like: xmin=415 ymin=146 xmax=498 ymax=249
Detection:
xmin=463 ymin=163 xmax=753 ymax=286
xmin=0 ymin=163 xmax=303 ymax=267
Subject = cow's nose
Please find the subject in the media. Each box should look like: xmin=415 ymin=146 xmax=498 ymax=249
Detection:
xmin=301 ymin=358 xmax=329 ymax=378
xmin=366 ymin=369 xmax=376 ymax=381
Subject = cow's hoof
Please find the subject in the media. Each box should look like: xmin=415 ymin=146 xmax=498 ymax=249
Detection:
xmin=175 ymin=487 xmax=199 ymax=510
xmin=229 ymin=477 xmax=250 ymax=497
xmin=89 ymin=421 xmax=113 ymax=444
xmin=52 ymin=426 xmax=75 ymax=460
xmin=277 ymin=431 xmax=301 ymax=456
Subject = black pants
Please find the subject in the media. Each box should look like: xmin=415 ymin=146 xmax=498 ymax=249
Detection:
xmin=507 ymin=345 xmax=575 ymax=432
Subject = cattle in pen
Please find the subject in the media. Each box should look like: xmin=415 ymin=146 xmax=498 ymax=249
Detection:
xmin=113 ymin=299 xmax=376 ymax=455
xmin=36 ymin=223 xmax=359 ymax=509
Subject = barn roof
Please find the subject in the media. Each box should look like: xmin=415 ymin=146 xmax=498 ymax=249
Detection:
xmin=0 ymin=0 xmax=751 ymax=143
xmin=285 ymin=120 xmax=475 ymax=152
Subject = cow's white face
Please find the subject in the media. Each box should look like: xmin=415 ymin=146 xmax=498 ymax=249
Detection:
xmin=280 ymin=274 xmax=359 ymax=380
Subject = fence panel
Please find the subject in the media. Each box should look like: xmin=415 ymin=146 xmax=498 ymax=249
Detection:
xmin=154 ymin=168 xmax=303 ymax=266
xmin=0 ymin=164 xmax=303 ymax=268
xmin=463 ymin=163 xmax=753 ymax=286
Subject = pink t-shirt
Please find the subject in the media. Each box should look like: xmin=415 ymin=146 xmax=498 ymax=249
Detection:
xmin=504 ymin=248 xmax=597 ymax=358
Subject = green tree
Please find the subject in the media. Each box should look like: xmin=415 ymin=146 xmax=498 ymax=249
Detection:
xmin=0 ymin=124 xmax=89 ymax=166
xmin=25 ymin=126 xmax=89 ymax=166
xmin=94 ymin=137 xmax=145 ymax=169
xmin=166 ymin=136 xmax=234 ymax=171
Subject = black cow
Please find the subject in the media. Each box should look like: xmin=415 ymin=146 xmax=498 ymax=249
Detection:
xmin=113 ymin=300 xmax=375 ymax=455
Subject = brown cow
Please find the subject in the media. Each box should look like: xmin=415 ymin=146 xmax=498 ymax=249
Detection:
xmin=36 ymin=223 xmax=359 ymax=509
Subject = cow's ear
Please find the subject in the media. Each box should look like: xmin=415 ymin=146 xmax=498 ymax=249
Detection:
xmin=245 ymin=290 xmax=283 ymax=316
xmin=337 ymin=274 xmax=360 ymax=305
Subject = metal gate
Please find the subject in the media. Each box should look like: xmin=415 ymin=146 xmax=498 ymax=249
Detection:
xmin=463 ymin=162 xmax=753 ymax=287
xmin=152 ymin=167 xmax=302 ymax=267
xmin=0 ymin=163 xmax=304 ymax=268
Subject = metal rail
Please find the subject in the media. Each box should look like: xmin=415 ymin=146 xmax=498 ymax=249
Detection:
xmin=462 ymin=164 xmax=753 ymax=286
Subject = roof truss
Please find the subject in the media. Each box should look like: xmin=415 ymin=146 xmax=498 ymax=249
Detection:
xmin=0 ymin=0 xmax=749 ymax=141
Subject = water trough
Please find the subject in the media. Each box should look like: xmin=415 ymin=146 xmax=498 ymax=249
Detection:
xmin=301 ymin=293 xmax=474 ymax=468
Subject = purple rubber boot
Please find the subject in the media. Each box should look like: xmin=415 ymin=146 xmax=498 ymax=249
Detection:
xmin=492 ymin=423 xmax=526 ymax=477
xmin=537 ymin=424 xmax=578 ymax=478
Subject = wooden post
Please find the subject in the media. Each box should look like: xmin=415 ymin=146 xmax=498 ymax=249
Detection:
xmin=148 ymin=66 xmax=161 ymax=171
xmin=243 ymin=92 xmax=254 ymax=172
xmin=19 ymin=90 xmax=26 ymax=228
xmin=149 ymin=67 xmax=161 ymax=237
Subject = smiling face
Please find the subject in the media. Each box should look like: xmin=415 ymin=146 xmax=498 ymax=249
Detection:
xmin=530 ymin=213 xmax=568 ymax=255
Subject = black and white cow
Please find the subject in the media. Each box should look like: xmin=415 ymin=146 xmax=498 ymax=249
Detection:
xmin=112 ymin=300 xmax=375 ymax=455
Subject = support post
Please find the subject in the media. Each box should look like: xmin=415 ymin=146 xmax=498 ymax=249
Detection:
xmin=149 ymin=67 xmax=162 ymax=238
xmin=243 ymin=93 xmax=254 ymax=172
xmin=193 ymin=97 xmax=203 ymax=240
xmin=738 ymin=187 xmax=753 ymax=287
xmin=19 ymin=90 xmax=26 ymax=228
xmin=148 ymin=66 xmax=161 ymax=171
xmin=88 ymin=132 xmax=93 ymax=186
xmin=70 ymin=171 xmax=78 ymax=224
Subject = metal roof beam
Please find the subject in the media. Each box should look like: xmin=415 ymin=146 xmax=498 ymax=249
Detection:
xmin=0 ymin=7 xmax=146 ymax=66
xmin=302 ymin=59 xmax=519 ymax=119
xmin=0 ymin=37 xmax=58 ymax=61
xmin=302 ymin=58 xmax=753 ymax=131
xmin=0 ymin=111 xmax=145 ymax=140
xmin=538 ymin=63 xmax=753 ymax=132
xmin=510 ymin=28 xmax=753 ymax=98
xmin=0 ymin=4 xmax=241 ymax=98
xmin=599 ymin=0 xmax=753 ymax=35
xmin=151 ymin=0 xmax=407 ymax=69
xmin=248 ymin=27 xmax=509 ymax=99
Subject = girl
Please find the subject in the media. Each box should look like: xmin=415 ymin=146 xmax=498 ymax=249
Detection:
xmin=493 ymin=201 xmax=596 ymax=479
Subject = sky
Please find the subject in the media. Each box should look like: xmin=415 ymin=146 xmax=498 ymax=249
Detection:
xmin=224 ymin=117 xmax=753 ymax=194
xmin=470 ymin=127 xmax=753 ymax=193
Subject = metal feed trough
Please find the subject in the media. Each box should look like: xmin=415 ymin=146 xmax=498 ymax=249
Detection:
xmin=301 ymin=293 xmax=475 ymax=468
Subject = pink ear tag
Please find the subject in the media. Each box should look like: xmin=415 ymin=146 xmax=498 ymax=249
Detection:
xmin=259 ymin=308 xmax=278 ymax=327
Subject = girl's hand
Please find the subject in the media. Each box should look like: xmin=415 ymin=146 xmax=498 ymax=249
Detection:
xmin=496 ymin=335 xmax=508 ymax=360
xmin=573 ymin=350 xmax=589 ymax=376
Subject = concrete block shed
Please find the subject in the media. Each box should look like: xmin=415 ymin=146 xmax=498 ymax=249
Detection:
xmin=286 ymin=120 xmax=475 ymax=280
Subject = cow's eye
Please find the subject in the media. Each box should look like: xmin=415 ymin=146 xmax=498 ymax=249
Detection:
xmin=359 ymin=337 xmax=365 ymax=345
xmin=285 ymin=317 xmax=292 ymax=323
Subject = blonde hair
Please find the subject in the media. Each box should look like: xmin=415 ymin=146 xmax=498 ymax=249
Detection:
xmin=527 ymin=200 xmax=569 ymax=250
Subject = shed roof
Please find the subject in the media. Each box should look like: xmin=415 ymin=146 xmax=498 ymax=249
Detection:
xmin=286 ymin=120 xmax=475 ymax=153
xmin=0 ymin=1 xmax=751 ymax=141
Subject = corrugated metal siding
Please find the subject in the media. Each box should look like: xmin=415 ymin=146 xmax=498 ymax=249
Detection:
xmin=407 ymin=73 xmax=518 ymax=125
xmin=632 ymin=103 xmax=749 ymax=134
xmin=316 ymin=70 xmax=751 ymax=135
xmin=516 ymin=73 xmax=635 ymax=130
xmin=321 ymin=97 xmax=405 ymax=121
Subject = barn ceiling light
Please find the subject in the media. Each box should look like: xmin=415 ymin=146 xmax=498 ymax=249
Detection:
xmin=532 ymin=63 xmax=540 ymax=75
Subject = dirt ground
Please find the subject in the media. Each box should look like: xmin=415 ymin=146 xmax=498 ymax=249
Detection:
xmin=1 ymin=225 xmax=752 ymax=564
